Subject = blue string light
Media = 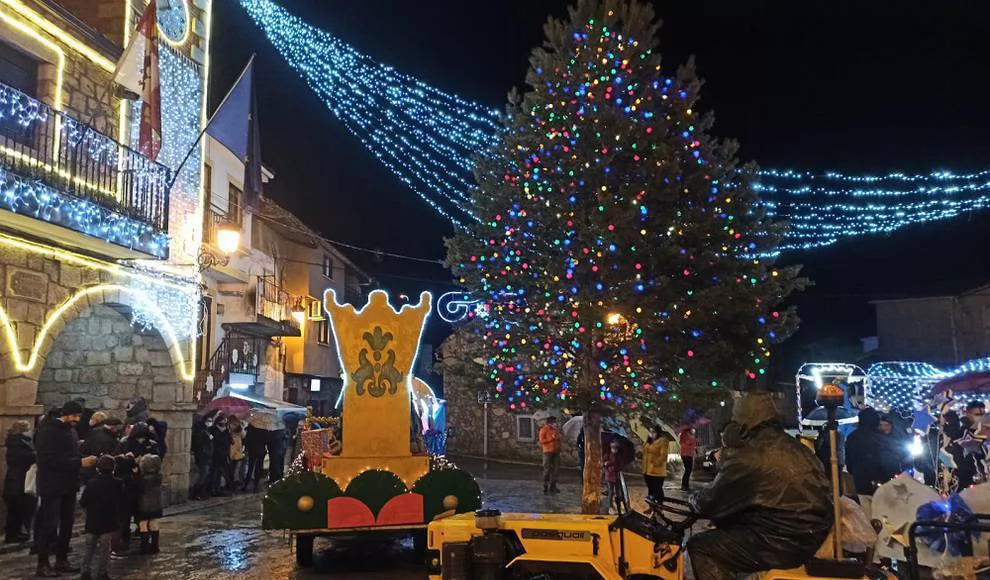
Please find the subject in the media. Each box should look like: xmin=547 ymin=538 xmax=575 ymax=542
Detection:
xmin=866 ymin=358 xmax=990 ymax=410
xmin=241 ymin=0 xmax=990 ymax=252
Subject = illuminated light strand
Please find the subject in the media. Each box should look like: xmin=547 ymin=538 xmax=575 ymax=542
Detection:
xmin=239 ymin=0 xmax=500 ymax=226
xmin=0 ymin=166 xmax=168 ymax=257
xmin=0 ymin=283 xmax=195 ymax=381
xmin=0 ymin=0 xmax=115 ymax=72
xmin=242 ymin=0 xmax=990 ymax=251
xmin=865 ymin=358 xmax=990 ymax=410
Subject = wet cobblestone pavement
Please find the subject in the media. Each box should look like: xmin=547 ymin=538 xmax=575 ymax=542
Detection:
xmin=0 ymin=458 xmax=701 ymax=579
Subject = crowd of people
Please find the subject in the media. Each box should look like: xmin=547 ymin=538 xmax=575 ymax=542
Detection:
xmin=3 ymin=397 xmax=167 ymax=579
xmin=190 ymin=410 xmax=287 ymax=501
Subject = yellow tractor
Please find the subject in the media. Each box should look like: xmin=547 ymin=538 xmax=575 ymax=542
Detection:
xmin=426 ymin=495 xmax=891 ymax=580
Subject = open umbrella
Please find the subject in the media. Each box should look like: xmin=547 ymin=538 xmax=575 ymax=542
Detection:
xmin=248 ymin=409 xmax=284 ymax=431
xmin=562 ymin=415 xmax=584 ymax=442
xmin=602 ymin=431 xmax=635 ymax=464
xmin=207 ymin=396 xmax=252 ymax=419
xmin=801 ymin=405 xmax=859 ymax=427
xmin=931 ymin=371 xmax=990 ymax=397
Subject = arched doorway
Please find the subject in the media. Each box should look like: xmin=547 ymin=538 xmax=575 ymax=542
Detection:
xmin=35 ymin=302 xmax=186 ymax=501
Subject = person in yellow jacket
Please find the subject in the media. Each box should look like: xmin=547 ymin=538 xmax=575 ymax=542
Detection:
xmin=643 ymin=425 xmax=670 ymax=500
xmin=538 ymin=416 xmax=562 ymax=494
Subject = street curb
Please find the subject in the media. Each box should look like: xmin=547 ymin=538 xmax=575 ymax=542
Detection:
xmin=0 ymin=493 xmax=261 ymax=557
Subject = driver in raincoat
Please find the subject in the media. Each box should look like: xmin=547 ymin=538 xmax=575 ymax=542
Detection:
xmin=688 ymin=392 xmax=833 ymax=580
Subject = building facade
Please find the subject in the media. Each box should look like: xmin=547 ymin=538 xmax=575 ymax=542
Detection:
xmin=873 ymin=284 xmax=990 ymax=366
xmin=0 ymin=0 xmax=213 ymax=504
xmin=197 ymin=135 xmax=370 ymax=416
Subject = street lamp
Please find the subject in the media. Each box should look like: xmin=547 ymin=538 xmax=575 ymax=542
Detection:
xmin=198 ymin=221 xmax=241 ymax=270
xmin=215 ymin=221 xmax=241 ymax=255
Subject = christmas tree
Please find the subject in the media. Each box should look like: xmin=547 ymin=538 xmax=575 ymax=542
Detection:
xmin=446 ymin=0 xmax=805 ymax=513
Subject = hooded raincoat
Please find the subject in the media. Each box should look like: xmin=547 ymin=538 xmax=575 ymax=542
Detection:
xmin=687 ymin=392 xmax=833 ymax=580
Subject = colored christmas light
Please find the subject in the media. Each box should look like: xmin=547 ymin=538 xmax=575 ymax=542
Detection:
xmin=242 ymin=0 xmax=990 ymax=253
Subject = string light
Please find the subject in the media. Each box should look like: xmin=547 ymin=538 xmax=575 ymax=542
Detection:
xmin=239 ymin=0 xmax=500 ymax=227
xmin=0 ymin=166 xmax=168 ymax=258
xmin=866 ymin=358 xmax=990 ymax=410
xmin=242 ymin=0 xmax=990 ymax=253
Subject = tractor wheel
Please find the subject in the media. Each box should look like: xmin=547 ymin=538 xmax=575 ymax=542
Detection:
xmin=295 ymin=534 xmax=315 ymax=567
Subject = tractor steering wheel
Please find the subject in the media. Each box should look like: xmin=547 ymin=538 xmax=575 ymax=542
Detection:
xmin=645 ymin=496 xmax=699 ymax=534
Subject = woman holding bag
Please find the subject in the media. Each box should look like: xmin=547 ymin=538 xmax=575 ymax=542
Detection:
xmin=3 ymin=420 xmax=37 ymax=544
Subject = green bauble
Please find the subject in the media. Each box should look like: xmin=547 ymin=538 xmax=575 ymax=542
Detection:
xmin=263 ymin=471 xmax=343 ymax=530
xmin=344 ymin=470 xmax=408 ymax=517
xmin=412 ymin=468 xmax=481 ymax=521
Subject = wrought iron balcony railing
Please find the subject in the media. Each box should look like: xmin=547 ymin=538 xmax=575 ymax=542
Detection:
xmin=0 ymin=81 xmax=171 ymax=257
xmin=258 ymin=275 xmax=301 ymax=333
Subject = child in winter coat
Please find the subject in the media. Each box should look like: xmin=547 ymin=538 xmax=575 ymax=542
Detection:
xmin=228 ymin=422 xmax=245 ymax=490
xmin=602 ymin=439 xmax=629 ymax=514
xmin=80 ymin=456 xmax=123 ymax=580
xmin=135 ymin=455 xmax=163 ymax=554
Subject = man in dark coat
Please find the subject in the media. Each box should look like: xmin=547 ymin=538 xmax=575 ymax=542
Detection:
xmin=147 ymin=418 xmax=168 ymax=459
xmin=845 ymin=407 xmax=899 ymax=494
xmin=80 ymin=417 xmax=122 ymax=458
xmin=3 ymin=420 xmax=36 ymax=544
xmin=207 ymin=416 xmax=232 ymax=495
xmin=242 ymin=424 xmax=268 ymax=493
xmin=35 ymin=400 xmax=97 ymax=577
xmin=191 ymin=416 xmax=214 ymax=500
xmin=687 ymin=392 xmax=833 ymax=580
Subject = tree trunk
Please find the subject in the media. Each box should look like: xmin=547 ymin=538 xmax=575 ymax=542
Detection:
xmin=581 ymin=410 xmax=603 ymax=514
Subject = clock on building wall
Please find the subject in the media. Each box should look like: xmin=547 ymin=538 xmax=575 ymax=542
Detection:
xmin=156 ymin=0 xmax=190 ymax=45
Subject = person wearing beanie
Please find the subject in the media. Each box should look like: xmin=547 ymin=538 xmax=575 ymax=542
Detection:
xmin=34 ymin=400 xmax=97 ymax=577
xmin=80 ymin=418 xmax=123 ymax=486
xmin=135 ymin=455 xmax=163 ymax=554
xmin=79 ymin=456 xmax=122 ymax=580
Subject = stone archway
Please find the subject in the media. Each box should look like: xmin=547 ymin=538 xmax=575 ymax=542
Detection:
xmin=36 ymin=303 xmax=178 ymax=413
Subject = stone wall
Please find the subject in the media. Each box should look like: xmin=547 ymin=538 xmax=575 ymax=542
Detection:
xmin=36 ymin=304 xmax=177 ymax=411
xmin=0 ymin=241 xmax=196 ymax=507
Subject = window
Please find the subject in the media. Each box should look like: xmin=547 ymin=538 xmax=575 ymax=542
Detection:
xmin=228 ymin=182 xmax=243 ymax=225
xmin=307 ymin=298 xmax=324 ymax=320
xmin=323 ymin=254 xmax=334 ymax=279
xmin=516 ymin=415 xmax=536 ymax=442
xmin=0 ymin=42 xmax=38 ymax=97
xmin=310 ymin=378 xmax=321 ymax=392
xmin=317 ymin=319 xmax=330 ymax=345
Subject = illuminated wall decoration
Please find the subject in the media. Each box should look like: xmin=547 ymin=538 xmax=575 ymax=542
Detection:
xmin=241 ymin=0 xmax=990 ymax=252
xmin=0 ymin=166 xmax=168 ymax=258
xmin=436 ymin=291 xmax=484 ymax=323
xmin=0 ymin=283 xmax=195 ymax=381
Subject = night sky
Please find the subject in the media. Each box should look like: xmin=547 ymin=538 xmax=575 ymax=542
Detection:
xmin=209 ymin=0 xmax=990 ymax=376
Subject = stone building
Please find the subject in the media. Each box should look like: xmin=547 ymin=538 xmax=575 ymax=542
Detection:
xmin=0 ymin=0 xmax=213 ymax=505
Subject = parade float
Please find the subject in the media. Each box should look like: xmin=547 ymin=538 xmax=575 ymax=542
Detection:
xmin=262 ymin=290 xmax=480 ymax=566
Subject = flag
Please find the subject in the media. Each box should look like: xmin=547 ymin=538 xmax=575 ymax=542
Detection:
xmin=112 ymin=3 xmax=156 ymax=96
xmin=206 ymin=57 xmax=262 ymax=211
xmin=138 ymin=11 xmax=161 ymax=161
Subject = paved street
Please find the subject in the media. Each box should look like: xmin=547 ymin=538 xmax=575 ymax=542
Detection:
xmin=0 ymin=458 xmax=702 ymax=579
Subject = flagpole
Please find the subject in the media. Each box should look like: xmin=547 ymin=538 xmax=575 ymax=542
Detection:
xmin=166 ymin=54 xmax=256 ymax=191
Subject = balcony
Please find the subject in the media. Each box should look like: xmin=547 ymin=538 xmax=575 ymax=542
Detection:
xmin=0 ymin=82 xmax=171 ymax=259
xmin=222 ymin=275 xmax=301 ymax=338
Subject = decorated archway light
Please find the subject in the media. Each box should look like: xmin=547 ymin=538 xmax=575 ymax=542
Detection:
xmin=240 ymin=0 xmax=990 ymax=254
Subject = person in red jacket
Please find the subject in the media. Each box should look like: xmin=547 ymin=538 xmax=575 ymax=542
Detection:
xmin=538 ymin=417 xmax=562 ymax=494
xmin=680 ymin=427 xmax=699 ymax=491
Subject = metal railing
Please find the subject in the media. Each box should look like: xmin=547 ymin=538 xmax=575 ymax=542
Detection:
xmin=0 ymin=82 xmax=170 ymax=232
xmin=203 ymin=205 xmax=228 ymax=246
xmin=258 ymin=275 xmax=300 ymax=331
